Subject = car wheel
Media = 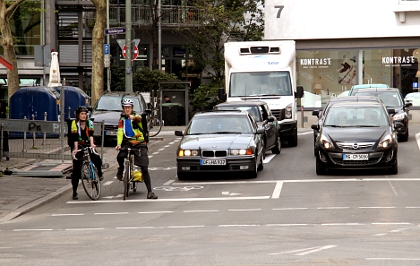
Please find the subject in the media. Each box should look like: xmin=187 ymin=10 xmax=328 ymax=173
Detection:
xmin=399 ymin=130 xmax=408 ymax=142
xmin=271 ymin=135 xmax=281 ymax=154
xmin=248 ymin=160 xmax=258 ymax=178
xmin=288 ymin=128 xmax=298 ymax=147
xmin=316 ymin=161 xmax=327 ymax=175
xmin=257 ymin=154 xmax=264 ymax=171
xmin=388 ymin=160 xmax=398 ymax=175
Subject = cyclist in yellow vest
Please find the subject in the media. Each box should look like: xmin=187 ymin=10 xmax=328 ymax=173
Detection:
xmin=115 ymin=98 xmax=158 ymax=199
xmin=71 ymin=106 xmax=103 ymax=200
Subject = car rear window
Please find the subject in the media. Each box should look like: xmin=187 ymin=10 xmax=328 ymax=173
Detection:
xmin=216 ymin=106 xmax=260 ymax=122
xmin=187 ymin=115 xmax=253 ymax=134
xmin=96 ymin=95 xmax=142 ymax=113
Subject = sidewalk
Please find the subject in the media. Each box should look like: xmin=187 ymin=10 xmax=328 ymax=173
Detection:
xmin=0 ymin=126 xmax=185 ymax=223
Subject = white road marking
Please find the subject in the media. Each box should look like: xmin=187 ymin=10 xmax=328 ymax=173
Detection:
xmin=263 ymin=154 xmax=276 ymax=163
xmin=164 ymin=145 xmax=170 ymax=147
xmin=296 ymin=245 xmax=336 ymax=256
xmin=366 ymin=258 xmax=420 ymax=261
xmin=317 ymin=207 xmax=350 ymax=210
xmin=13 ymin=229 xmax=53 ymax=231
xmin=228 ymin=208 xmax=261 ymax=212
xmin=183 ymin=210 xmax=219 ymax=213
xmin=163 ymin=180 xmax=175 ymax=186
xmin=65 ymin=228 xmax=104 ymax=231
xmin=167 ymin=225 xmax=204 ymax=229
xmin=103 ymin=181 xmax=113 ymax=186
xmin=271 ymin=181 xmax=283 ymax=198
xmin=359 ymin=207 xmax=396 ymax=209
xmin=137 ymin=211 xmax=173 ymax=214
xmin=219 ymin=224 xmax=261 ymax=227
xmin=272 ymin=208 xmax=308 ymax=211
xmin=94 ymin=212 xmax=128 ymax=215
xmin=52 ymin=213 xmax=83 ymax=216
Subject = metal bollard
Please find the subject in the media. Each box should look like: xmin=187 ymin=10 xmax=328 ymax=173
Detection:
xmin=23 ymin=116 xmax=27 ymax=152
xmin=32 ymin=114 xmax=36 ymax=148
xmin=42 ymin=112 xmax=47 ymax=145
xmin=300 ymin=106 xmax=304 ymax=128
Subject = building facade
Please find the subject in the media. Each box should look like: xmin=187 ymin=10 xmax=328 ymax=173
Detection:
xmin=265 ymin=0 xmax=420 ymax=107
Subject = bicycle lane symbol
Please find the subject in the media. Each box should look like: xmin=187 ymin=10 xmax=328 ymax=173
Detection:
xmin=154 ymin=186 xmax=204 ymax=192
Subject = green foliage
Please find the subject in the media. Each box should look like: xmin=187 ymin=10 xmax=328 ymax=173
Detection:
xmin=190 ymin=80 xmax=224 ymax=113
xmin=109 ymin=66 xmax=182 ymax=92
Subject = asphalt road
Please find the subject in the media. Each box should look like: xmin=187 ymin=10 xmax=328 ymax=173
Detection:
xmin=1 ymin=127 xmax=420 ymax=265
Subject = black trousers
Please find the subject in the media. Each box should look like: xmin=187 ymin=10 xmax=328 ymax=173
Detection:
xmin=72 ymin=148 xmax=103 ymax=193
xmin=117 ymin=142 xmax=152 ymax=193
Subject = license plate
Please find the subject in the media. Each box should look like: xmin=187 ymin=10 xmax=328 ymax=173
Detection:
xmin=106 ymin=131 xmax=117 ymax=136
xmin=342 ymin=154 xmax=368 ymax=160
xmin=200 ymin=159 xmax=226 ymax=165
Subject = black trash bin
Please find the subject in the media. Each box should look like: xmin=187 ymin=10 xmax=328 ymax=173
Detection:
xmin=162 ymin=103 xmax=185 ymax=126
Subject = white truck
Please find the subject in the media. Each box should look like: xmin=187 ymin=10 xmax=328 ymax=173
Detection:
xmin=222 ymin=40 xmax=304 ymax=147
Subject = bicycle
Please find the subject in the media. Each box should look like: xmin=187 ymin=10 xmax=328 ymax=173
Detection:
xmin=121 ymin=147 xmax=143 ymax=200
xmin=147 ymin=105 xmax=163 ymax=137
xmin=74 ymin=146 xmax=101 ymax=200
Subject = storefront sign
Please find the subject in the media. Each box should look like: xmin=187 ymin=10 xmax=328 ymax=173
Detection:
xmin=300 ymin=58 xmax=332 ymax=68
xmin=382 ymin=56 xmax=416 ymax=66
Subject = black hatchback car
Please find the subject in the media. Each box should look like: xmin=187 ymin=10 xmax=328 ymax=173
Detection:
xmin=353 ymin=88 xmax=412 ymax=141
xmin=214 ymin=101 xmax=281 ymax=155
xmin=312 ymin=101 xmax=400 ymax=175
xmin=175 ymin=110 xmax=265 ymax=180
xmin=90 ymin=91 xmax=148 ymax=144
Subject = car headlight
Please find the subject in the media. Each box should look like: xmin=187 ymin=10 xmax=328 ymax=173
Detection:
xmin=230 ymin=148 xmax=253 ymax=155
xmin=378 ymin=134 xmax=393 ymax=149
xmin=285 ymin=103 xmax=293 ymax=119
xmin=392 ymin=113 xmax=405 ymax=121
xmin=178 ymin=149 xmax=199 ymax=157
xmin=320 ymin=134 xmax=334 ymax=150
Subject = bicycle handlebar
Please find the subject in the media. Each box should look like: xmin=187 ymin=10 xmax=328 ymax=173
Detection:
xmin=72 ymin=146 xmax=99 ymax=160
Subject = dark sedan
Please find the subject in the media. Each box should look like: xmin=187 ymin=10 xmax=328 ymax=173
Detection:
xmin=175 ymin=110 xmax=265 ymax=180
xmin=312 ymin=101 xmax=400 ymax=175
xmin=353 ymin=88 xmax=412 ymax=141
xmin=214 ymin=101 xmax=281 ymax=155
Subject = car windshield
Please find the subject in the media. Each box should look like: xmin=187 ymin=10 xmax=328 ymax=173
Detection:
xmin=324 ymin=106 xmax=389 ymax=127
xmin=354 ymin=91 xmax=402 ymax=107
xmin=187 ymin=115 xmax=253 ymax=134
xmin=216 ymin=106 xmax=261 ymax=122
xmin=96 ymin=95 xmax=142 ymax=113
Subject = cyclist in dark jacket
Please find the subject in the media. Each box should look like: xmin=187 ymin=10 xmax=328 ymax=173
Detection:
xmin=71 ymin=106 xmax=103 ymax=200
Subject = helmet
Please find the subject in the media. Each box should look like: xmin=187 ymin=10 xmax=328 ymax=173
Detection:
xmin=75 ymin=106 xmax=88 ymax=116
xmin=121 ymin=98 xmax=134 ymax=107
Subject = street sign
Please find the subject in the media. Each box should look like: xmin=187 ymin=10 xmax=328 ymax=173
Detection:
xmin=105 ymin=27 xmax=126 ymax=35
xmin=117 ymin=39 xmax=141 ymax=49
xmin=122 ymin=45 xmax=139 ymax=61
xmin=104 ymin=44 xmax=110 ymax=55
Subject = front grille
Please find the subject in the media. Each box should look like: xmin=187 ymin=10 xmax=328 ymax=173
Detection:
xmin=332 ymin=158 xmax=381 ymax=166
xmin=271 ymin=109 xmax=285 ymax=121
xmin=104 ymin=125 xmax=118 ymax=131
xmin=202 ymin=150 xmax=227 ymax=157
xmin=337 ymin=142 xmax=374 ymax=150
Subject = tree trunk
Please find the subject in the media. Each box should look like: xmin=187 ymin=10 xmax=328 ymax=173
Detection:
xmin=0 ymin=0 xmax=25 ymax=101
xmin=90 ymin=0 xmax=106 ymax=105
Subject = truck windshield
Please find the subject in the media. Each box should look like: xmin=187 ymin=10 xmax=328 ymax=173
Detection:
xmin=229 ymin=71 xmax=292 ymax=97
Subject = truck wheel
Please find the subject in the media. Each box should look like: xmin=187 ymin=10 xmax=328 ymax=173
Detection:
xmin=288 ymin=130 xmax=298 ymax=147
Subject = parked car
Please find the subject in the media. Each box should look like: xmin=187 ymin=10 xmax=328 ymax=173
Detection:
xmin=353 ymin=88 xmax=412 ymax=141
xmin=311 ymin=96 xmax=383 ymax=153
xmin=214 ymin=101 xmax=281 ymax=155
xmin=404 ymin=92 xmax=420 ymax=107
xmin=175 ymin=110 xmax=265 ymax=180
xmin=348 ymin=83 xmax=389 ymax=96
xmin=90 ymin=91 xmax=148 ymax=144
xmin=312 ymin=101 xmax=400 ymax=175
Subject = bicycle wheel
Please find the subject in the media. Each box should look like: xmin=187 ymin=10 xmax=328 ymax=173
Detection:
xmin=123 ymin=160 xmax=131 ymax=200
xmin=148 ymin=117 xmax=163 ymax=137
xmin=80 ymin=163 xmax=101 ymax=200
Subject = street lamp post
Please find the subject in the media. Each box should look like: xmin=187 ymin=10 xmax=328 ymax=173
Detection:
xmin=125 ymin=0 xmax=132 ymax=92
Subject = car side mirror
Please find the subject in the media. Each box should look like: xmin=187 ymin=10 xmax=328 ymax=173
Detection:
xmin=175 ymin=130 xmax=184 ymax=136
xmin=405 ymin=102 xmax=413 ymax=108
xmin=267 ymin=116 xmax=275 ymax=122
xmin=312 ymin=110 xmax=320 ymax=117
xmin=394 ymin=122 xmax=404 ymax=129
xmin=295 ymin=86 xmax=304 ymax=98
xmin=387 ymin=108 xmax=396 ymax=115
xmin=311 ymin=124 xmax=319 ymax=130
xmin=256 ymin=128 xmax=265 ymax=134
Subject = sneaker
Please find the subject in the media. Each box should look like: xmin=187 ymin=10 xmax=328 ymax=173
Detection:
xmin=116 ymin=168 xmax=123 ymax=181
xmin=72 ymin=192 xmax=78 ymax=200
xmin=99 ymin=176 xmax=104 ymax=181
xmin=147 ymin=192 xmax=158 ymax=199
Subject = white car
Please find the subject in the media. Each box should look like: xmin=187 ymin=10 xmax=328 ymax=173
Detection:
xmin=404 ymin=92 xmax=420 ymax=106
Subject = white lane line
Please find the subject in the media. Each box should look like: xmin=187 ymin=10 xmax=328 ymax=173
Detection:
xmin=164 ymin=145 xmax=170 ymax=147
xmin=367 ymin=258 xmax=420 ymax=261
xmin=137 ymin=211 xmax=173 ymax=214
xmin=65 ymin=228 xmax=104 ymax=231
xmin=158 ymin=148 xmax=165 ymax=151
xmin=103 ymin=181 xmax=113 ymax=186
xmin=263 ymin=154 xmax=276 ymax=163
xmin=163 ymin=180 xmax=175 ymax=186
xmin=13 ymin=229 xmax=53 ymax=231
xmin=117 ymin=227 xmax=154 ymax=230
xmin=322 ymin=223 xmax=362 ymax=226
xmin=416 ymin=132 xmax=420 ymax=150
xmin=406 ymin=206 xmax=420 ymax=209
xmin=67 ymin=196 xmax=271 ymax=203
xmin=273 ymin=208 xmax=308 ymax=211
xmin=228 ymin=208 xmax=261 ymax=212
xmin=359 ymin=207 xmax=396 ymax=209
xmin=267 ymin=224 xmax=308 ymax=227
xmin=94 ymin=212 xmax=129 ymax=215
xmin=167 ymin=225 xmax=204 ymax=229
xmin=270 ymin=246 xmax=321 ymax=255
xmin=152 ymin=152 xmax=159 ymax=155
xmin=317 ymin=207 xmax=350 ymax=210
xmin=219 ymin=224 xmax=261 ymax=227
xmin=271 ymin=181 xmax=283 ymax=198
xmin=296 ymin=245 xmax=336 ymax=256
xmin=183 ymin=210 xmax=219 ymax=213
xmin=372 ymin=222 xmax=410 ymax=225
xmin=52 ymin=213 xmax=84 ymax=216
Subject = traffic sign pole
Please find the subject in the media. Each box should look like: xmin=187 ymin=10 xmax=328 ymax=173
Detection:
xmin=125 ymin=0 xmax=132 ymax=93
